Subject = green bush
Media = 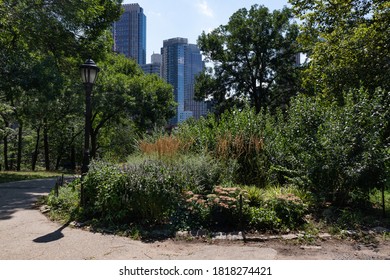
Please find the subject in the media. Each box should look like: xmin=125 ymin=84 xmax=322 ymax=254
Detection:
xmin=244 ymin=185 xmax=309 ymax=231
xmin=179 ymin=186 xmax=247 ymax=231
xmin=83 ymin=160 xmax=182 ymax=225
xmin=82 ymin=156 xmax=224 ymax=226
xmin=268 ymin=88 xmax=389 ymax=206
xmin=248 ymin=207 xmax=281 ymax=230
xmin=46 ymin=179 xmax=80 ymax=221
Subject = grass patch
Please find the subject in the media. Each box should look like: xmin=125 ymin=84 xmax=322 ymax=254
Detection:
xmin=0 ymin=171 xmax=67 ymax=184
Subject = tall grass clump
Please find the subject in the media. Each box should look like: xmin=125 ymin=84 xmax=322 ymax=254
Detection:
xmin=138 ymin=135 xmax=185 ymax=159
xmin=176 ymin=106 xmax=270 ymax=186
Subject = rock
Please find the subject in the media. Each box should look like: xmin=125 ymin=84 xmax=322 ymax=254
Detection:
xmin=319 ymin=233 xmax=332 ymax=239
xmin=190 ymin=229 xmax=209 ymax=237
xmin=372 ymin=227 xmax=390 ymax=233
xmin=70 ymin=221 xmax=85 ymax=228
xmin=282 ymin=233 xmax=300 ymax=240
xmin=39 ymin=205 xmax=50 ymax=214
xmin=300 ymin=245 xmax=322 ymax=250
xmin=341 ymin=230 xmax=358 ymax=236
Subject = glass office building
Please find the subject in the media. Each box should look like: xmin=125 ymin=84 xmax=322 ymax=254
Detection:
xmin=112 ymin=4 xmax=146 ymax=65
xmin=141 ymin=53 xmax=162 ymax=76
xmin=161 ymin=38 xmax=208 ymax=125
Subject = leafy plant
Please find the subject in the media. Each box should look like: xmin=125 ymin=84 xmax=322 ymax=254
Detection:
xmin=244 ymin=185 xmax=310 ymax=231
xmin=268 ymin=88 xmax=389 ymax=206
xmin=179 ymin=186 xmax=247 ymax=231
xmin=46 ymin=179 xmax=81 ymax=222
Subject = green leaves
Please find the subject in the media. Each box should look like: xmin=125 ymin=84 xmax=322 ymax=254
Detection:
xmin=270 ymin=88 xmax=389 ymax=205
xmin=196 ymin=5 xmax=301 ymax=114
xmin=291 ymin=0 xmax=390 ymax=97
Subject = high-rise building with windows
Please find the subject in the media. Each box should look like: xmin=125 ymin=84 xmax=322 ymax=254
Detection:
xmin=112 ymin=3 xmax=146 ymax=65
xmin=161 ymin=38 xmax=208 ymax=125
xmin=141 ymin=53 xmax=162 ymax=76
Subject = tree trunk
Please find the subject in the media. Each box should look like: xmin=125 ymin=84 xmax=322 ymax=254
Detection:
xmin=3 ymin=119 xmax=9 ymax=171
xmin=17 ymin=121 xmax=23 ymax=171
xmin=55 ymin=154 xmax=61 ymax=170
xmin=382 ymin=184 xmax=386 ymax=218
xmin=43 ymin=120 xmax=50 ymax=171
xmin=70 ymin=145 xmax=76 ymax=171
xmin=32 ymin=126 xmax=41 ymax=171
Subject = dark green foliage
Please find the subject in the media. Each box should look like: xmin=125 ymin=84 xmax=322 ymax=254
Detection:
xmin=178 ymin=185 xmax=309 ymax=232
xmin=46 ymin=179 xmax=81 ymax=221
xmin=196 ymin=5 xmax=301 ymax=114
xmin=180 ymin=186 xmax=245 ymax=231
xmin=178 ymin=87 xmax=389 ymax=208
xmin=244 ymin=185 xmax=309 ymax=231
xmin=269 ymin=88 xmax=389 ymax=206
xmin=82 ymin=156 xmax=224 ymax=226
xmin=83 ymin=160 xmax=180 ymax=225
xmin=248 ymin=207 xmax=281 ymax=230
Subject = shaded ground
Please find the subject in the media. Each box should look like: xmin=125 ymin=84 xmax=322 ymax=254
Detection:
xmin=1 ymin=178 xmax=390 ymax=260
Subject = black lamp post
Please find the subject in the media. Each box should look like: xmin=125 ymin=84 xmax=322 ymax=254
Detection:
xmin=80 ymin=59 xmax=99 ymax=205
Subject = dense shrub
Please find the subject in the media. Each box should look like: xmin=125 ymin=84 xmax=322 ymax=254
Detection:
xmin=244 ymin=185 xmax=310 ymax=231
xmin=268 ymin=88 xmax=389 ymax=206
xmin=82 ymin=160 xmax=180 ymax=225
xmin=177 ymin=185 xmax=309 ymax=232
xmin=176 ymin=88 xmax=389 ymax=207
xmin=82 ymin=156 xmax=224 ymax=226
xmin=179 ymin=186 xmax=247 ymax=231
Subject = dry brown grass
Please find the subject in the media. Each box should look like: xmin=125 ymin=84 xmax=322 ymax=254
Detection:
xmin=139 ymin=136 xmax=193 ymax=159
xmin=216 ymin=133 xmax=264 ymax=160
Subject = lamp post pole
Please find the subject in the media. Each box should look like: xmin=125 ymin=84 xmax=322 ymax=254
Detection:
xmin=80 ymin=58 xmax=100 ymax=206
xmin=81 ymin=82 xmax=92 ymax=176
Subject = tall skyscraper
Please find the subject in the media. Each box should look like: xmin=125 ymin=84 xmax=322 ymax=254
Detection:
xmin=161 ymin=38 xmax=208 ymax=124
xmin=185 ymin=44 xmax=208 ymax=120
xmin=112 ymin=3 xmax=146 ymax=65
xmin=141 ymin=53 xmax=162 ymax=76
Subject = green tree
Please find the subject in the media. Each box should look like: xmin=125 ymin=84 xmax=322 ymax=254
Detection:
xmin=0 ymin=0 xmax=123 ymax=170
xmin=196 ymin=5 xmax=301 ymax=114
xmin=90 ymin=53 xmax=175 ymax=158
xmin=129 ymin=74 xmax=176 ymax=131
xmin=289 ymin=0 xmax=390 ymax=97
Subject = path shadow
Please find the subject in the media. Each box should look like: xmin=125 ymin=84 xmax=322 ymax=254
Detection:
xmin=0 ymin=179 xmax=57 ymax=220
xmin=33 ymin=221 xmax=70 ymax=243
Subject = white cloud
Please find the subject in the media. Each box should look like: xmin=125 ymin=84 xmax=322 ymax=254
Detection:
xmin=196 ymin=0 xmax=214 ymax=18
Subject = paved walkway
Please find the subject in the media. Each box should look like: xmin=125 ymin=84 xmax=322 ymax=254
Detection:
xmin=0 ymin=178 xmax=277 ymax=260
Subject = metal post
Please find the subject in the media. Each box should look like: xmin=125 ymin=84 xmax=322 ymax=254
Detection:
xmin=80 ymin=83 xmax=92 ymax=207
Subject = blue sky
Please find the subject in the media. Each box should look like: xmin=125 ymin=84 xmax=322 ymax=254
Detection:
xmin=122 ymin=0 xmax=290 ymax=63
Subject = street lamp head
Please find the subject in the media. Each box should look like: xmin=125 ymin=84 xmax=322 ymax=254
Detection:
xmin=80 ymin=58 xmax=100 ymax=85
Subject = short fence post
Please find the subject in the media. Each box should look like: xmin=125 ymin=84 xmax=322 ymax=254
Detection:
xmin=54 ymin=177 xmax=60 ymax=197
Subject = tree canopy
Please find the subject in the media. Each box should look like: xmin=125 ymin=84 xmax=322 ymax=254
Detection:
xmin=289 ymin=0 xmax=390 ymax=97
xmin=0 ymin=0 xmax=176 ymax=170
xmin=195 ymin=5 xmax=301 ymax=114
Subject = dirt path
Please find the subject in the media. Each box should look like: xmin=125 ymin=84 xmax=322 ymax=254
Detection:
xmin=1 ymin=178 xmax=389 ymax=260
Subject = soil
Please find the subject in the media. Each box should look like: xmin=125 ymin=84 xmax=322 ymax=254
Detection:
xmin=247 ymin=237 xmax=390 ymax=260
xmin=167 ymin=231 xmax=390 ymax=260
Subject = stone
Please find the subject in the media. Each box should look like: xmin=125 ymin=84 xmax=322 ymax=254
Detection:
xmin=39 ymin=205 xmax=50 ymax=214
xmin=372 ymin=227 xmax=390 ymax=233
xmin=300 ymin=245 xmax=322 ymax=250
